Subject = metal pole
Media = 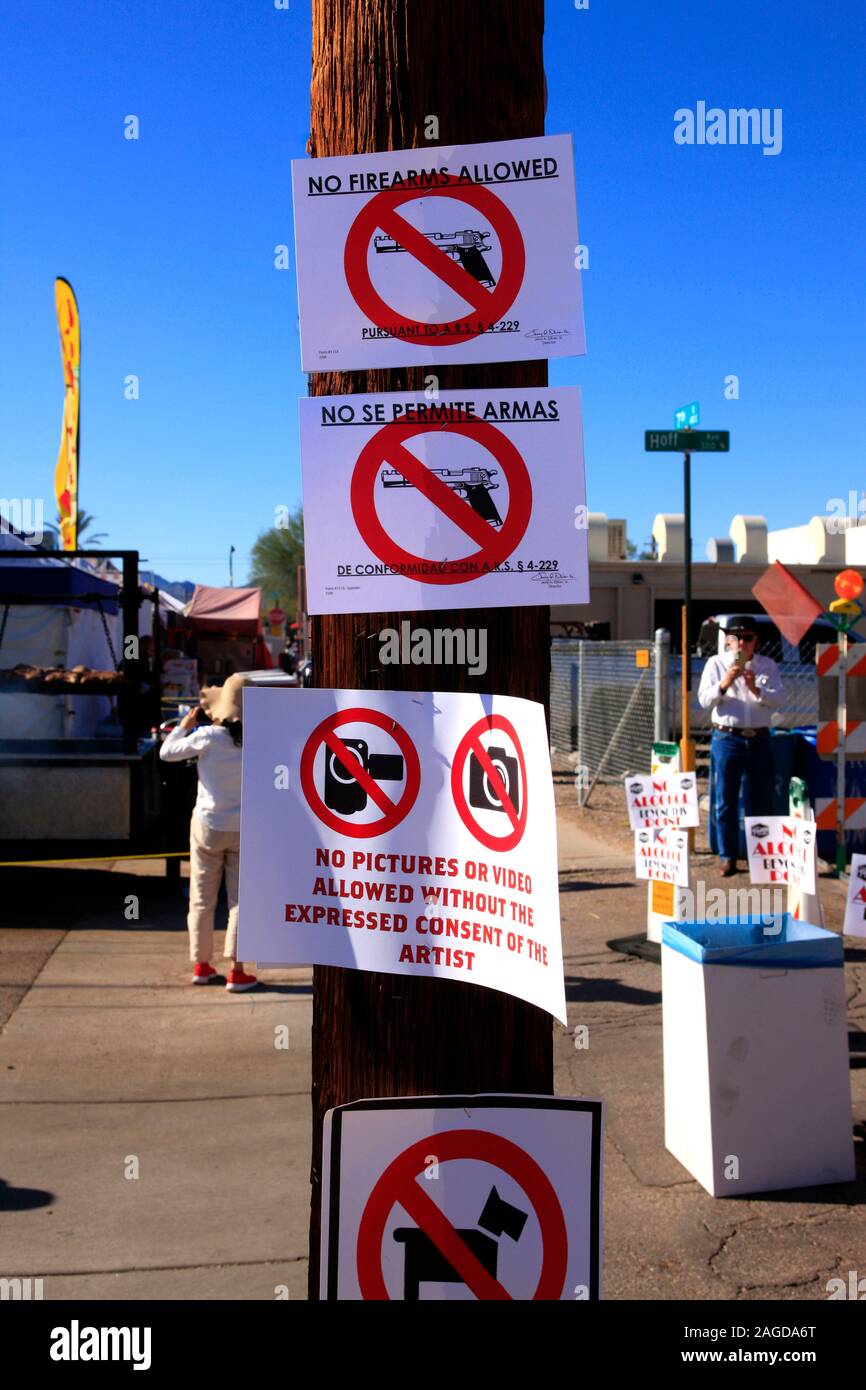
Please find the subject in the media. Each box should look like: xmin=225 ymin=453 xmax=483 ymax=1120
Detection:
xmin=570 ymin=654 xmax=578 ymax=756
xmin=120 ymin=552 xmax=140 ymax=755
xmin=654 ymin=627 xmax=670 ymax=743
xmin=836 ymin=629 xmax=848 ymax=874
xmin=577 ymin=641 xmax=585 ymax=806
xmin=680 ymin=451 xmax=694 ymax=774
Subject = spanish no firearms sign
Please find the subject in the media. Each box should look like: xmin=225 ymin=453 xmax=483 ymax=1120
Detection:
xmin=300 ymin=387 xmax=588 ymax=614
xmin=237 ymin=687 xmax=566 ymax=1022
xmin=320 ymin=1095 xmax=603 ymax=1301
xmin=291 ymin=134 xmax=585 ymax=370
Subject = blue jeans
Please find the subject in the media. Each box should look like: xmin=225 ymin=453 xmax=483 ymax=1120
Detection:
xmin=711 ymin=730 xmax=774 ymax=861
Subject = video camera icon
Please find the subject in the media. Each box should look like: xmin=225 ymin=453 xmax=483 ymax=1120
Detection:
xmin=323 ymin=738 xmax=405 ymax=815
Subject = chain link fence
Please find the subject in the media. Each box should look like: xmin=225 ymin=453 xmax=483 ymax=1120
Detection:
xmin=550 ymin=637 xmax=668 ymax=803
xmin=552 ymin=635 xmax=821 ymax=807
xmin=672 ymin=657 xmax=820 ymax=734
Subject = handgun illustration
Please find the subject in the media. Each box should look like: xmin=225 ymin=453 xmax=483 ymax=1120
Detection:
xmin=381 ymin=466 xmax=502 ymax=527
xmin=374 ymin=230 xmax=496 ymax=287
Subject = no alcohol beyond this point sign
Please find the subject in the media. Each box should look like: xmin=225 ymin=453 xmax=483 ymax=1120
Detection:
xmin=320 ymin=1095 xmax=603 ymax=1300
xmin=237 ymin=689 xmax=566 ymax=1022
xmin=300 ymin=387 xmax=588 ymax=615
xmin=291 ymin=134 xmax=585 ymax=371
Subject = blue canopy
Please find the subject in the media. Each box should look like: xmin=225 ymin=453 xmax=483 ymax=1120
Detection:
xmin=0 ymin=556 xmax=120 ymax=612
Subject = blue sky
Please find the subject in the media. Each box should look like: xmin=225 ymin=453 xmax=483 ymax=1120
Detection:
xmin=2 ymin=0 xmax=864 ymax=582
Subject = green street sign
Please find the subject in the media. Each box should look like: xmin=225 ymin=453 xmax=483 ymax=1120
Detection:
xmin=674 ymin=401 xmax=700 ymax=429
xmin=644 ymin=429 xmax=730 ymax=452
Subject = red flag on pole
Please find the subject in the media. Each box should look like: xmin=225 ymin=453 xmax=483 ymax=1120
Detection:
xmin=752 ymin=561 xmax=824 ymax=645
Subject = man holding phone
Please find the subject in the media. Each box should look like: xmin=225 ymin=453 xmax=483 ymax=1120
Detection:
xmin=698 ymin=616 xmax=785 ymax=876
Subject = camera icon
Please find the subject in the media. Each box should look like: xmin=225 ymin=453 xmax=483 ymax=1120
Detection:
xmin=323 ymin=738 xmax=404 ymax=815
xmin=468 ymin=745 xmax=521 ymax=817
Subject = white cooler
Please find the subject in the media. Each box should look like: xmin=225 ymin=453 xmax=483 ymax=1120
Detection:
xmin=662 ymin=915 xmax=854 ymax=1196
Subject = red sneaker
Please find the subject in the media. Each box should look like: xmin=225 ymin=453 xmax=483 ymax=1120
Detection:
xmin=226 ymin=968 xmax=258 ymax=993
xmin=192 ymin=962 xmax=219 ymax=985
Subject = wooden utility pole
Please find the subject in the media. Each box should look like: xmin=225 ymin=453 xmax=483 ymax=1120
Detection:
xmin=308 ymin=0 xmax=553 ymax=1296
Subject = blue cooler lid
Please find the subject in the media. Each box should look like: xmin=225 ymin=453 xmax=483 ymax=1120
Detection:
xmin=661 ymin=914 xmax=843 ymax=969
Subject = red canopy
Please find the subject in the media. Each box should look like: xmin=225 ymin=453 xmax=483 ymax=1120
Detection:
xmin=186 ymin=585 xmax=262 ymax=635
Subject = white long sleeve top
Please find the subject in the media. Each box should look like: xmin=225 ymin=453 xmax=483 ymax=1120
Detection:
xmin=697 ymin=651 xmax=785 ymax=729
xmin=159 ymin=724 xmax=242 ymax=831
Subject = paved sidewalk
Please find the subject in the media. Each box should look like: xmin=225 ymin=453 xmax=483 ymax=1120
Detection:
xmin=1 ymin=867 xmax=312 ymax=1300
xmin=1 ymin=815 xmax=864 ymax=1301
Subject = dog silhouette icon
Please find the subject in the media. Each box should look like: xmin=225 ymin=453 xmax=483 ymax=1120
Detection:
xmin=393 ymin=1185 xmax=528 ymax=1300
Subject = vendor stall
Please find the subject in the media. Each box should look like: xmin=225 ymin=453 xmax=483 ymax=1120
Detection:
xmin=0 ymin=538 xmax=186 ymax=862
xmin=181 ymin=583 xmax=272 ymax=679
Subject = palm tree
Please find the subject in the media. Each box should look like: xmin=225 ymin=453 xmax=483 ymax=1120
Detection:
xmin=43 ymin=509 xmax=108 ymax=549
xmin=248 ymin=508 xmax=305 ymax=618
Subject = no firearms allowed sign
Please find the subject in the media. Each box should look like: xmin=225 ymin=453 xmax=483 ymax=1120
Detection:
xmin=291 ymin=134 xmax=584 ymax=370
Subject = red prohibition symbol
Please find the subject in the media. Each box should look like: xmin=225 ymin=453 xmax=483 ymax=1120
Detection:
xmin=356 ymin=1129 xmax=568 ymax=1301
xmin=350 ymin=414 xmax=532 ymax=584
xmin=343 ymin=176 xmax=526 ymax=345
xmin=451 ymin=713 xmax=528 ymax=851
xmin=299 ymin=707 xmax=421 ymax=838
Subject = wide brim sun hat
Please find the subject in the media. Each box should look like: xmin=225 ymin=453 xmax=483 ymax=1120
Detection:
xmin=199 ymin=673 xmax=248 ymax=724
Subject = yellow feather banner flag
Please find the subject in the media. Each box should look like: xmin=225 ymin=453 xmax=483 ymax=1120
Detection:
xmin=53 ymin=278 xmax=80 ymax=551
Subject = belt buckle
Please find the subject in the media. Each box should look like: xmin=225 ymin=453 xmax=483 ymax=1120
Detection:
xmin=741 ymin=728 xmax=756 ymax=739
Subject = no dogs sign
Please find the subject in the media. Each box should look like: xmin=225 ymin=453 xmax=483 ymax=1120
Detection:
xmin=320 ymin=1095 xmax=603 ymax=1300
xmin=291 ymin=134 xmax=585 ymax=370
xmin=238 ymin=688 xmax=566 ymax=1021
xmin=300 ymin=387 xmax=588 ymax=614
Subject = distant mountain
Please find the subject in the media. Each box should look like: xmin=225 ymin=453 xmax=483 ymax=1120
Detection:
xmin=140 ymin=572 xmax=196 ymax=605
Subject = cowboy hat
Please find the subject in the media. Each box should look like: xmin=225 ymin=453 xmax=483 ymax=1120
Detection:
xmin=199 ymin=673 xmax=248 ymax=725
xmin=720 ymin=614 xmax=760 ymax=637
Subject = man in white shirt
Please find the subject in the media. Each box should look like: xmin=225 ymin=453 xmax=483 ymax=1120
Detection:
xmin=698 ymin=615 xmax=784 ymax=876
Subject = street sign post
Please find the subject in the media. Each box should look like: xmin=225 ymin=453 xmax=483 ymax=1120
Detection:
xmin=674 ymin=401 xmax=699 ymax=429
xmin=645 ymin=430 xmax=729 ymax=452
xmin=644 ymin=426 xmax=731 ymax=782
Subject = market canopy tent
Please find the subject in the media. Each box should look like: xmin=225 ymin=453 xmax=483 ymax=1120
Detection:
xmin=185 ymin=584 xmax=263 ymax=635
xmin=183 ymin=584 xmax=272 ymax=675
xmin=0 ymin=531 xmax=119 ymax=611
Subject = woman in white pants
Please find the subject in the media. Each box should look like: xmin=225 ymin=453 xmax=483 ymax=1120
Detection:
xmin=160 ymin=674 xmax=257 ymax=992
